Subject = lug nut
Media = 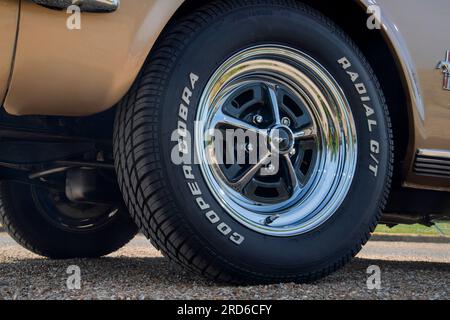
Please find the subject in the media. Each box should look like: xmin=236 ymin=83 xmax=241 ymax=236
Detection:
xmin=246 ymin=143 xmax=254 ymax=153
xmin=289 ymin=148 xmax=296 ymax=156
xmin=281 ymin=117 xmax=291 ymax=127
xmin=253 ymin=115 xmax=264 ymax=124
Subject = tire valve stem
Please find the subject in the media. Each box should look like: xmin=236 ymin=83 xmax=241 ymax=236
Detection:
xmin=264 ymin=214 xmax=280 ymax=226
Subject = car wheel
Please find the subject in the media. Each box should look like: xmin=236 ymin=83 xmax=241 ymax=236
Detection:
xmin=114 ymin=0 xmax=393 ymax=283
xmin=0 ymin=181 xmax=138 ymax=259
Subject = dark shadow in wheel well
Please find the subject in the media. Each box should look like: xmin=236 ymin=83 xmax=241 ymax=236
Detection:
xmin=173 ymin=0 xmax=411 ymax=189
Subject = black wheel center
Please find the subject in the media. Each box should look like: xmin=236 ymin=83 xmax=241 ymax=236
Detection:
xmin=270 ymin=126 xmax=295 ymax=154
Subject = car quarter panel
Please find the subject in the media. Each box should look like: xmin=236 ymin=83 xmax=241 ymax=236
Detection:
xmin=3 ymin=0 xmax=183 ymax=116
xmin=370 ymin=0 xmax=450 ymax=191
xmin=0 ymin=0 xmax=19 ymax=105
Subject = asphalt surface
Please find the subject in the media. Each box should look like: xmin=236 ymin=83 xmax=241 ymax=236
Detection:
xmin=0 ymin=231 xmax=448 ymax=300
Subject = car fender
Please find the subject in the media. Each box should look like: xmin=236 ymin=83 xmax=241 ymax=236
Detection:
xmin=3 ymin=0 xmax=184 ymax=116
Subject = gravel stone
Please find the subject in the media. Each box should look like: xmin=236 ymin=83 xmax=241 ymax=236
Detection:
xmin=0 ymin=233 xmax=448 ymax=300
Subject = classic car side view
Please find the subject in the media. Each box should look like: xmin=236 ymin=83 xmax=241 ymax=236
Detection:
xmin=0 ymin=0 xmax=449 ymax=284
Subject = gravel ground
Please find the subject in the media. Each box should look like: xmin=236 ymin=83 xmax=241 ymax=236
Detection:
xmin=0 ymin=232 xmax=448 ymax=300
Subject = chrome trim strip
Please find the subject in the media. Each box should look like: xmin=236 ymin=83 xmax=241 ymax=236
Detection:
xmin=414 ymin=149 xmax=450 ymax=179
xmin=32 ymin=0 xmax=119 ymax=13
xmin=417 ymin=149 xmax=450 ymax=160
xmin=415 ymin=163 xmax=450 ymax=171
xmin=414 ymin=168 xmax=450 ymax=177
xmin=416 ymin=158 xmax=450 ymax=166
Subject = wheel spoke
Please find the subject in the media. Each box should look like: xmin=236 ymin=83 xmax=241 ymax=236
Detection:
xmin=267 ymin=85 xmax=282 ymax=125
xmin=294 ymin=126 xmax=316 ymax=140
xmin=213 ymin=109 xmax=268 ymax=137
xmin=230 ymin=152 xmax=271 ymax=192
xmin=284 ymin=154 xmax=299 ymax=191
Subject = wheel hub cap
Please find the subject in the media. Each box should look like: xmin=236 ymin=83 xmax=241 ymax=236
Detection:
xmin=269 ymin=125 xmax=295 ymax=154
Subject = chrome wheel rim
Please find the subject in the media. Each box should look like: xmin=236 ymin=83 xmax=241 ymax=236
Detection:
xmin=195 ymin=45 xmax=357 ymax=236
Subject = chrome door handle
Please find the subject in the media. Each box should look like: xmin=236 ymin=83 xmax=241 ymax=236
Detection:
xmin=32 ymin=0 xmax=119 ymax=13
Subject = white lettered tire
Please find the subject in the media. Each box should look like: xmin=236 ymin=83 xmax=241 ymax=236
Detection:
xmin=114 ymin=0 xmax=393 ymax=283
